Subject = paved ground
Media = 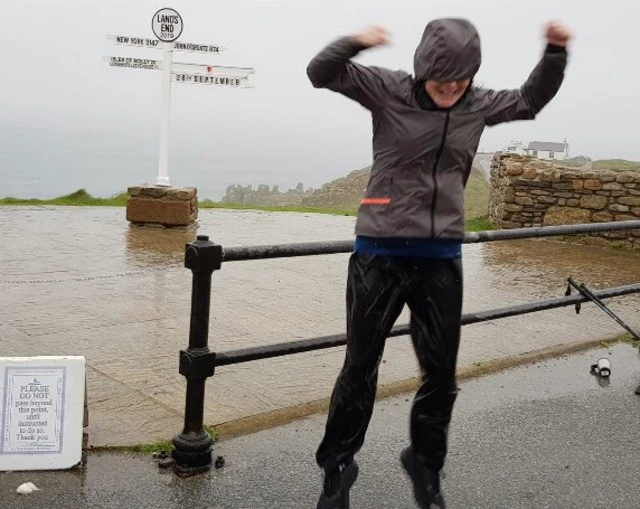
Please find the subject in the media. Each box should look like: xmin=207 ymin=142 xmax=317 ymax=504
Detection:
xmin=1 ymin=206 xmax=639 ymax=446
xmin=2 ymin=344 xmax=639 ymax=509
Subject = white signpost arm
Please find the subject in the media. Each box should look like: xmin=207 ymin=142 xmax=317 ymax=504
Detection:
xmin=157 ymin=42 xmax=174 ymax=187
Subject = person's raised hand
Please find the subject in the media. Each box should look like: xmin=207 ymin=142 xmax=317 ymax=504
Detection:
xmin=352 ymin=26 xmax=391 ymax=48
xmin=545 ymin=20 xmax=572 ymax=47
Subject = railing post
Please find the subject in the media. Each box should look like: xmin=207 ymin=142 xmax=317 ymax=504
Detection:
xmin=171 ymin=235 xmax=221 ymax=476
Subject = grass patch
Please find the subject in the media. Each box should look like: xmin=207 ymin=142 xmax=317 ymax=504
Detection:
xmin=464 ymin=168 xmax=490 ymax=220
xmin=0 ymin=189 xmax=128 ymax=207
xmin=599 ymin=333 xmax=639 ymax=349
xmin=466 ymin=217 xmax=492 ymax=232
xmin=199 ymin=199 xmax=356 ymax=217
xmin=592 ymin=159 xmax=640 ymax=171
xmin=120 ymin=426 xmax=219 ymax=455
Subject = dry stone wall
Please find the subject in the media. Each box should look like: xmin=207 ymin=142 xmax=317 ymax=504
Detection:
xmin=489 ymin=154 xmax=640 ymax=249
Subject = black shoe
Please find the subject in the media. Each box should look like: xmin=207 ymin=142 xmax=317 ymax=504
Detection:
xmin=317 ymin=460 xmax=359 ymax=509
xmin=401 ymin=447 xmax=446 ymax=509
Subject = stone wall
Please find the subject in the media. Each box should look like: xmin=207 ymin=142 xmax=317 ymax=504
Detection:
xmin=489 ymin=154 xmax=640 ymax=249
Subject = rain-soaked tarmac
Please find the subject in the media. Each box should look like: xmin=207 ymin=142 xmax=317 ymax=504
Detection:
xmin=2 ymin=344 xmax=639 ymax=509
xmin=1 ymin=206 xmax=639 ymax=446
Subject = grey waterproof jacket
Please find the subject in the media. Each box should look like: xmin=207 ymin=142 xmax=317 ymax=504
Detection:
xmin=307 ymin=18 xmax=568 ymax=240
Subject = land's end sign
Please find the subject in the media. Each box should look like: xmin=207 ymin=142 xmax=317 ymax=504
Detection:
xmin=152 ymin=8 xmax=183 ymax=42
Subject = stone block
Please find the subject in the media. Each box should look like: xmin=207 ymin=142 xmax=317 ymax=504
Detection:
xmin=530 ymin=190 xmax=551 ymax=196
xmin=633 ymin=208 xmax=640 ymax=217
xmin=584 ymin=179 xmax=602 ymax=190
xmin=617 ymin=174 xmax=635 ymax=183
xmin=609 ymin=204 xmax=630 ymax=213
xmin=592 ymin=212 xmax=613 ymax=222
xmin=618 ymin=196 xmax=640 ymax=206
xmin=140 ymin=186 xmax=169 ymax=199
xmin=127 ymin=186 xmax=142 ymax=197
xmin=552 ymin=182 xmax=573 ymax=190
xmin=567 ymin=199 xmax=580 ymax=206
xmin=515 ymin=197 xmax=534 ymax=205
xmin=602 ymin=182 xmax=623 ymax=191
xmin=506 ymin=164 xmax=524 ymax=176
xmin=554 ymin=192 xmax=573 ymax=199
xmin=504 ymin=204 xmax=524 ymax=212
xmin=580 ymin=195 xmax=608 ymax=210
xmin=543 ymin=206 xmax=591 ymax=226
xmin=127 ymin=197 xmax=192 ymax=226
xmin=558 ymin=198 xmax=567 ymax=206
xmin=615 ymin=214 xmax=638 ymax=222
xmin=529 ymin=181 xmax=551 ymax=189
xmin=572 ymin=180 xmax=584 ymax=190
xmin=522 ymin=168 xmax=538 ymax=180
xmin=539 ymin=170 xmax=559 ymax=182
xmin=167 ymin=187 xmax=197 ymax=200
xmin=538 ymin=196 xmax=557 ymax=205
xmin=629 ymin=190 xmax=640 ymax=196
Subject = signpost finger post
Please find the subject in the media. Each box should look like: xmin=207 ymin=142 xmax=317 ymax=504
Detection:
xmin=105 ymin=8 xmax=255 ymax=230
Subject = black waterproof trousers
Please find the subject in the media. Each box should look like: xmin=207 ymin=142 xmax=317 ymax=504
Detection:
xmin=316 ymin=252 xmax=462 ymax=471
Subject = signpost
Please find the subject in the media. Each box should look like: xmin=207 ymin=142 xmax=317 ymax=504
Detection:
xmin=0 ymin=357 xmax=86 ymax=471
xmin=105 ymin=8 xmax=255 ymax=189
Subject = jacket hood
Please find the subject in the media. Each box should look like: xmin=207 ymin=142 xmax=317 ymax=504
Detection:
xmin=414 ymin=18 xmax=481 ymax=82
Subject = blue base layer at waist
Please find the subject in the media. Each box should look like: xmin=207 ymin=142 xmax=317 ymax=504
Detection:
xmin=354 ymin=236 xmax=462 ymax=259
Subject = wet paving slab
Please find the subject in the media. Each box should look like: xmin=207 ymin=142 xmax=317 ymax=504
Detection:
xmin=1 ymin=206 xmax=639 ymax=446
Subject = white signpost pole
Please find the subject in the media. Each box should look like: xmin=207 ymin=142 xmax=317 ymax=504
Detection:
xmin=157 ymin=42 xmax=174 ymax=186
xmin=151 ymin=8 xmax=183 ymax=187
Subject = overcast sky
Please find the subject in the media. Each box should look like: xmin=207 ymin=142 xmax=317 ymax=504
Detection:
xmin=1 ymin=0 xmax=639 ymax=195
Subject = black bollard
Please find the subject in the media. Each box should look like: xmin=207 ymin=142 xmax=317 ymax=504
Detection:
xmin=172 ymin=235 xmax=222 ymax=476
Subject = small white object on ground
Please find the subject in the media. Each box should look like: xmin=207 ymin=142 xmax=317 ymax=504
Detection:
xmin=16 ymin=482 xmax=40 ymax=495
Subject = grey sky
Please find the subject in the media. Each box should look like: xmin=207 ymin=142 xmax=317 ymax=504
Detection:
xmin=1 ymin=0 xmax=639 ymax=197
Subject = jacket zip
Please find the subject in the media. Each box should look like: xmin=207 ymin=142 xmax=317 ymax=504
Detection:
xmin=430 ymin=111 xmax=450 ymax=236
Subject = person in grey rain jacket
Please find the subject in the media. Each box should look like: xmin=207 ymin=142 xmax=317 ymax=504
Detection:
xmin=306 ymin=17 xmax=571 ymax=509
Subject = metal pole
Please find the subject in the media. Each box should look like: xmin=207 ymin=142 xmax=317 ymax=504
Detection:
xmin=213 ymin=283 xmax=640 ymax=366
xmin=172 ymin=235 xmax=221 ymax=476
xmin=157 ymin=42 xmax=173 ymax=186
xmin=567 ymin=278 xmax=640 ymax=341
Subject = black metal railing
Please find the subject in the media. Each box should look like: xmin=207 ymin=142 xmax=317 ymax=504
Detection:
xmin=170 ymin=220 xmax=640 ymax=475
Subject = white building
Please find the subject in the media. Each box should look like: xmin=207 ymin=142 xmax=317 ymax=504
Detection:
xmin=503 ymin=140 xmax=527 ymax=155
xmin=525 ymin=139 xmax=570 ymax=160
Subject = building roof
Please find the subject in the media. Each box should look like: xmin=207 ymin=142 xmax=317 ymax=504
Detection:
xmin=527 ymin=141 xmax=566 ymax=152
